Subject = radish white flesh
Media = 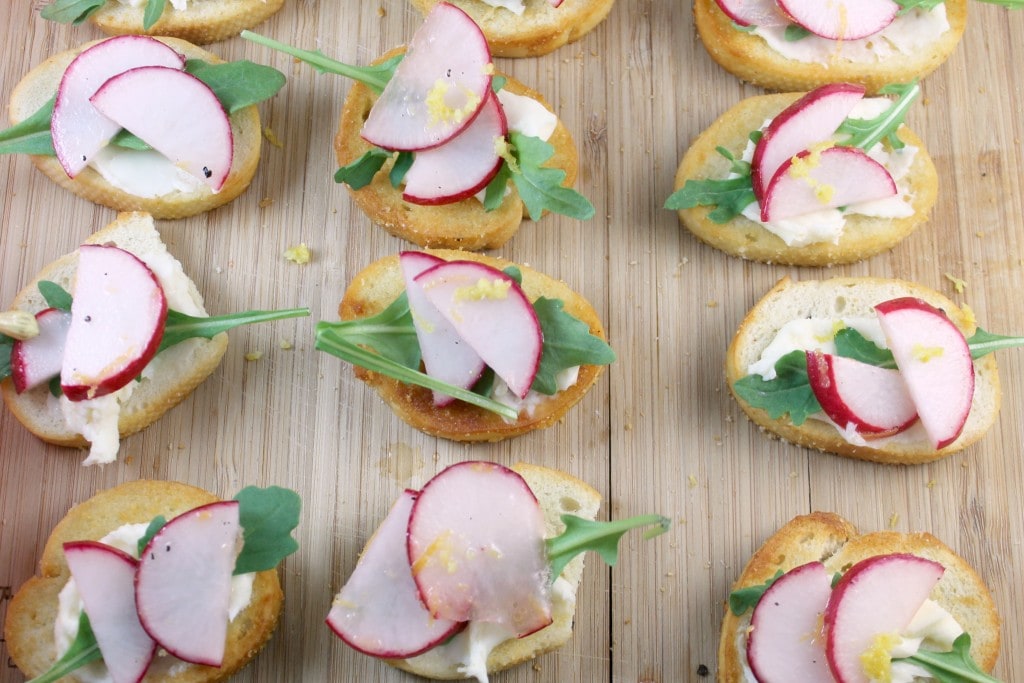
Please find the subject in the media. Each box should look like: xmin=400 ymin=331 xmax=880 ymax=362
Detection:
xmin=761 ymin=146 xmax=896 ymax=222
xmin=407 ymin=462 xmax=552 ymax=637
xmin=11 ymin=308 xmax=72 ymax=394
xmin=64 ymin=541 xmax=156 ymax=683
xmin=135 ymin=501 xmax=240 ymax=666
xmin=60 ymin=245 xmax=167 ymax=402
xmin=402 ymin=89 xmax=507 ymax=205
xmin=805 ymin=351 xmax=918 ymax=436
xmin=361 ymin=2 xmax=493 ymax=151
xmin=400 ymin=251 xmax=486 ymax=407
xmin=52 ymin=35 xmax=185 ymax=178
xmin=776 ymin=0 xmax=899 ymax=40
xmin=824 ymin=553 xmax=944 ymax=683
xmin=875 ymin=298 xmax=975 ymax=449
xmin=415 ymin=261 xmax=542 ymax=399
xmin=713 ymin=0 xmax=788 ymax=27
xmin=751 ymin=83 xmax=866 ymax=202
xmin=89 ymin=66 xmax=233 ymax=191
xmin=747 ymin=561 xmax=832 ymax=683
xmin=326 ymin=490 xmax=463 ymax=657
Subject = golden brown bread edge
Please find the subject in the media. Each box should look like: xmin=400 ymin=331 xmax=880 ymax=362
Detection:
xmin=339 ymin=251 xmax=607 ymax=441
xmin=334 ymin=48 xmax=579 ymax=251
xmin=718 ymin=512 xmax=1000 ymax=682
xmin=8 ymin=37 xmax=263 ymax=220
xmin=673 ymin=92 xmax=938 ymax=267
xmin=4 ymin=480 xmax=284 ymax=682
xmin=694 ymin=0 xmax=968 ymax=94
xmin=725 ymin=276 xmax=1001 ymax=464
xmin=87 ymin=0 xmax=285 ymax=45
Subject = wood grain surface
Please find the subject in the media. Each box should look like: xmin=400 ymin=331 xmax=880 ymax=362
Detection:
xmin=1 ymin=1 xmax=1023 ymax=681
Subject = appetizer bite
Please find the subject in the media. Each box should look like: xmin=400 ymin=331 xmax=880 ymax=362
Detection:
xmin=0 ymin=212 xmax=309 ymax=465
xmin=666 ymin=82 xmax=936 ymax=266
xmin=327 ymin=461 xmax=668 ymax=680
xmin=721 ymin=512 xmax=1001 ymax=682
xmin=243 ymin=2 xmax=593 ymax=251
xmin=315 ymin=251 xmax=614 ymax=441
xmin=2 ymin=35 xmax=284 ymax=219
xmin=4 ymin=480 xmax=300 ymax=683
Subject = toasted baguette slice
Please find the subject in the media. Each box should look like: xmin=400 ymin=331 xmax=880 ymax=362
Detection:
xmin=386 ymin=462 xmax=603 ymax=678
xmin=672 ymin=92 xmax=938 ymax=266
xmin=4 ymin=480 xmax=284 ymax=682
xmin=407 ymin=0 xmax=615 ymax=57
xmin=0 ymin=212 xmax=228 ymax=454
xmin=83 ymin=0 xmax=284 ymax=45
xmin=334 ymin=51 xmax=579 ymax=251
xmin=694 ymin=0 xmax=967 ymax=94
xmin=339 ymin=251 xmax=607 ymax=441
xmin=8 ymin=37 xmax=263 ymax=220
xmin=719 ymin=512 xmax=1000 ymax=681
xmin=726 ymin=277 xmax=1000 ymax=464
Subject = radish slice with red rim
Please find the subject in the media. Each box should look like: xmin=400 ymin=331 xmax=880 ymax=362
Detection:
xmin=776 ymin=0 xmax=899 ymax=41
xmin=11 ymin=308 xmax=72 ymax=394
xmin=713 ymin=0 xmax=788 ymax=27
xmin=805 ymin=351 xmax=918 ymax=436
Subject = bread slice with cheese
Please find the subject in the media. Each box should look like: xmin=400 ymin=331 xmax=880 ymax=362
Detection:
xmin=79 ymin=0 xmax=284 ymax=45
xmin=726 ymin=276 xmax=1001 ymax=464
xmin=8 ymin=37 xmax=263 ymax=220
xmin=334 ymin=51 xmax=579 ymax=251
xmin=719 ymin=512 xmax=1000 ymax=681
xmin=694 ymin=0 xmax=967 ymax=94
xmin=339 ymin=250 xmax=607 ymax=441
xmin=1 ymin=212 xmax=228 ymax=454
xmin=407 ymin=0 xmax=616 ymax=57
xmin=4 ymin=480 xmax=284 ymax=682
xmin=672 ymin=92 xmax=938 ymax=267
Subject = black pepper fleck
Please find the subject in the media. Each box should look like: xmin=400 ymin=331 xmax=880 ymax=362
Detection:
xmin=203 ymin=166 xmax=212 ymax=178
xmin=84 ymin=315 xmax=92 ymax=322
xmin=697 ymin=664 xmax=709 ymax=677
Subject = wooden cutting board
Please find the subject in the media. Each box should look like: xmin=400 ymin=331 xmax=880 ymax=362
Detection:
xmin=1 ymin=1 xmax=1022 ymax=680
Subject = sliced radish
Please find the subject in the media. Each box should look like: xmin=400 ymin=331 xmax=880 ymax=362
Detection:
xmin=713 ymin=0 xmax=788 ymax=27
xmin=10 ymin=308 xmax=72 ymax=394
xmin=90 ymin=66 xmax=233 ymax=191
xmin=776 ymin=0 xmax=899 ymax=40
xmin=407 ymin=462 xmax=552 ymax=637
xmin=824 ymin=554 xmax=944 ymax=683
xmin=415 ymin=261 xmax=542 ymax=399
xmin=875 ymin=298 xmax=975 ymax=449
xmin=64 ymin=541 xmax=156 ymax=683
xmin=747 ymin=561 xmax=832 ymax=683
xmin=51 ymin=35 xmax=185 ymax=178
xmin=135 ymin=501 xmax=240 ymax=666
xmin=548 ymin=0 xmax=564 ymax=6
xmin=806 ymin=351 xmax=918 ymax=436
xmin=327 ymin=490 xmax=463 ymax=657
xmin=361 ymin=2 xmax=493 ymax=151
xmin=761 ymin=146 xmax=896 ymax=222
xmin=400 ymin=251 xmax=486 ymax=407
xmin=402 ymin=90 xmax=507 ymax=205
xmin=60 ymin=245 xmax=167 ymax=402
xmin=751 ymin=83 xmax=866 ymax=203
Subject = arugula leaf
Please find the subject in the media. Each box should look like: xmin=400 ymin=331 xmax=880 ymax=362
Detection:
xmin=158 ymin=307 xmax=309 ymax=354
xmin=731 ymin=350 xmax=820 ymax=425
xmin=137 ymin=515 xmax=167 ymax=557
xmin=483 ymin=162 xmax=513 ymax=212
xmin=390 ymin=151 xmax=414 ymax=188
xmin=335 ymin=149 xmax=391 ymax=189
xmin=0 ymin=335 xmax=13 ymax=380
xmin=184 ymin=59 xmax=287 ymax=114
xmin=894 ymin=633 xmax=1001 ymax=683
xmin=664 ymin=146 xmax=757 ymax=223
xmin=27 ymin=611 xmax=102 ymax=683
xmin=531 ymin=297 xmax=615 ymax=395
xmin=317 ymin=293 xmax=420 ymax=369
xmin=833 ymin=328 xmax=896 ymax=368
xmin=109 ymin=129 xmax=151 ymax=151
xmin=233 ymin=486 xmax=301 ymax=574
xmin=48 ymin=375 xmax=63 ymax=398
xmin=38 ymin=280 xmax=73 ymax=311
xmin=142 ymin=0 xmax=165 ymax=29
xmin=975 ymin=0 xmax=1024 ymax=6
xmin=836 ymin=81 xmax=920 ymax=151
xmin=240 ymin=31 xmax=401 ymax=95
xmin=39 ymin=0 xmax=105 ymax=24
xmin=894 ymin=0 xmax=944 ymax=12
xmin=508 ymin=132 xmax=595 ymax=221
xmin=728 ymin=569 xmax=783 ymax=616
xmin=967 ymin=327 xmax=1024 ymax=359
xmin=784 ymin=24 xmax=812 ymax=41
xmin=0 ymin=97 xmax=56 ymax=156
xmin=545 ymin=514 xmax=669 ymax=580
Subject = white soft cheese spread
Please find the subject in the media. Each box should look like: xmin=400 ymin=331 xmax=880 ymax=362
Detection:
xmin=491 ymin=366 xmax=580 ymax=422
xmin=479 ymin=0 xmax=526 ymax=15
xmin=89 ymin=146 xmax=207 ymax=199
xmin=55 ymin=523 xmax=255 ymax=683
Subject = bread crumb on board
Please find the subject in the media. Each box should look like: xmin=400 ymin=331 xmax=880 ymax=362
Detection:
xmin=245 ymin=351 xmax=264 ymax=362
xmin=944 ymin=272 xmax=967 ymax=294
xmin=284 ymin=243 xmax=312 ymax=265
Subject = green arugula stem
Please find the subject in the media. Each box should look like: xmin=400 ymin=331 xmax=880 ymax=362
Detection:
xmin=840 ymin=81 xmax=920 ymax=150
xmin=545 ymin=514 xmax=670 ymax=580
xmin=28 ymin=613 xmax=102 ymax=683
xmin=158 ymin=307 xmax=310 ymax=353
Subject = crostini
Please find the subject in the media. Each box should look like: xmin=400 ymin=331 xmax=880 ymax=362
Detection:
xmin=3 ymin=35 xmax=284 ymax=219
xmin=4 ymin=480 xmax=300 ymax=683
xmin=315 ymin=250 xmax=614 ymax=441
xmin=0 ymin=212 xmax=308 ymax=465
xmin=720 ymin=512 xmax=1000 ymax=682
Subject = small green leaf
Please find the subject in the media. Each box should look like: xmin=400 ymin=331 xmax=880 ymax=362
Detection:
xmin=158 ymin=307 xmax=309 ymax=354
xmin=48 ymin=375 xmax=63 ymax=398
xmin=833 ymin=328 xmax=896 ymax=368
xmin=967 ymin=327 xmax=1024 ymax=359
xmin=664 ymin=175 xmax=757 ymax=223
xmin=974 ymin=0 xmax=1024 ymax=6
xmin=318 ymin=293 xmax=420 ymax=369
xmin=184 ymin=59 xmax=287 ymax=114
xmin=109 ymin=129 xmax=151 ymax=151
xmin=509 ymin=132 xmax=595 ymax=221
xmin=482 ymin=162 xmax=513 ymax=212
xmin=38 ymin=280 xmax=73 ymax=311
xmin=731 ymin=350 xmax=820 ymax=425
xmin=836 ymin=81 xmax=920 ymax=151
xmin=389 ymin=151 xmax=413 ymax=188
xmin=531 ymin=297 xmax=615 ymax=395
xmin=27 ymin=611 xmax=102 ymax=683
xmin=895 ymin=0 xmax=944 ymax=12
xmin=894 ymin=633 xmax=1001 ymax=683
xmin=0 ymin=335 xmax=13 ymax=381
xmin=0 ymin=97 xmax=56 ymax=156
xmin=784 ymin=24 xmax=812 ymax=41
xmin=39 ymin=0 xmax=105 ymax=24
xmin=137 ymin=515 xmax=167 ymax=557
xmin=491 ymin=75 xmax=507 ymax=92
xmin=142 ymin=0 xmax=166 ymax=30
xmin=545 ymin=514 xmax=669 ymax=581
xmin=233 ymin=486 xmax=301 ymax=574
xmin=335 ymin=149 xmax=390 ymax=189
xmin=728 ymin=569 xmax=783 ymax=616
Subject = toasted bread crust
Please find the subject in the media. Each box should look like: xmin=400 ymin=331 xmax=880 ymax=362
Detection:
xmin=8 ymin=38 xmax=263 ymax=220
xmin=694 ymin=0 xmax=968 ymax=94
xmin=726 ymin=277 xmax=1001 ymax=464
xmin=339 ymin=251 xmax=607 ymax=441
xmin=334 ymin=50 xmax=579 ymax=251
xmin=88 ymin=0 xmax=285 ymax=45
xmin=408 ymin=0 xmax=616 ymax=57
xmin=718 ymin=512 xmax=1000 ymax=681
xmin=4 ymin=480 xmax=284 ymax=682
xmin=673 ymin=92 xmax=938 ymax=266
